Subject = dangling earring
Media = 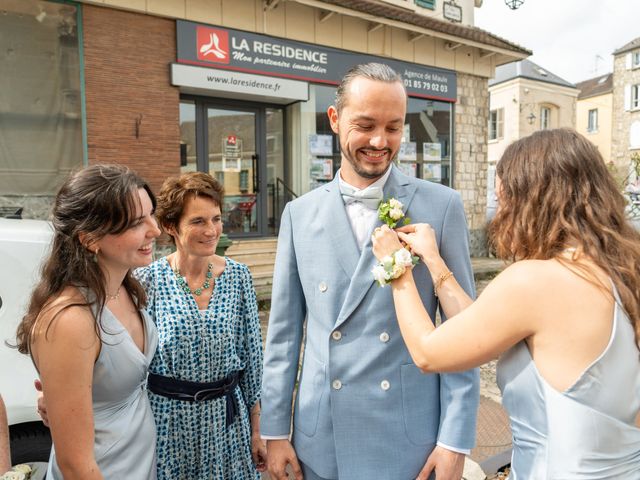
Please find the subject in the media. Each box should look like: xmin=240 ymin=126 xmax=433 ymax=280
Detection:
xmin=93 ymin=247 xmax=100 ymax=263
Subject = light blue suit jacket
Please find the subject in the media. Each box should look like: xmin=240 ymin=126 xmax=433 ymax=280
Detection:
xmin=261 ymin=166 xmax=479 ymax=479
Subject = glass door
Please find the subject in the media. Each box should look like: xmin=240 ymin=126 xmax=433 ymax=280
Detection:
xmin=206 ymin=106 xmax=259 ymax=235
xmin=179 ymin=97 xmax=286 ymax=237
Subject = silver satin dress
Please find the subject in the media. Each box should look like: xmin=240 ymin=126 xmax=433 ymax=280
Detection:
xmin=47 ymin=306 xmax=158 ymax=479
xmin=497 ymin=289 xmax=640 ymax=479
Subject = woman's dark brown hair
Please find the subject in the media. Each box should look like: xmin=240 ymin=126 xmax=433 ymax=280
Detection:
xmin=489 ymin=128 xmax=640 ymax=340
xmin=155 ymin=171 xmax=224 ymax=243
xmin=16 ymin=164 xmax=156 ymax=354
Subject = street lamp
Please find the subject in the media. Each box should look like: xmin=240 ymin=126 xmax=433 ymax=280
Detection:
xmin=504 ymin=0 xmax=524 ymax=9
xmin=527 ymin=112 xmax=536 ymax=125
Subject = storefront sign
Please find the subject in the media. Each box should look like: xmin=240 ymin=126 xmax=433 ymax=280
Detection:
xmin=171 ymin=63 xmax=309 ymax=103
xmin=443 ymin=2 xmax=463 ymax=22
xmin=225 ymin=135 xmax=240 ymax=158
xmin=177 ymin=21 xmax=457 ymax=102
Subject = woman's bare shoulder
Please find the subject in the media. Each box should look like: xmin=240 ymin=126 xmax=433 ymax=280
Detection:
xmin=33 ymin=287 xmax=97 ymax=346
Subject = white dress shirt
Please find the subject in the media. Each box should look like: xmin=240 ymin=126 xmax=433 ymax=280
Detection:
xmin=339 ymin=166 xmax=392 ymax=249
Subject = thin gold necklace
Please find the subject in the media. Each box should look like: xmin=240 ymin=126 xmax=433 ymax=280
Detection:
xmin=106 ymin=286 xmax=121 ymax=302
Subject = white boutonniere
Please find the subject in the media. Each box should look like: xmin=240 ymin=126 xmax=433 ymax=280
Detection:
xmin=378 ymin=197 xmax=411 ymax=228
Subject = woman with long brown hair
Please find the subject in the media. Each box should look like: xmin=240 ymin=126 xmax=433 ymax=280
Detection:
xmin=16 ymin=164 xmax=161 ymax=479
xmin=372 ymin=128 xmax=640 ymax=479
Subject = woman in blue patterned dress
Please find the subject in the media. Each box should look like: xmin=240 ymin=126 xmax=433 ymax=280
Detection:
xmin=136 ymin=172 xmax=266 ymax=479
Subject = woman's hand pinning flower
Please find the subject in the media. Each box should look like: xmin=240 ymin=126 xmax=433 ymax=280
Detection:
xmin=371 ymin=225 xmax=420 ymax=287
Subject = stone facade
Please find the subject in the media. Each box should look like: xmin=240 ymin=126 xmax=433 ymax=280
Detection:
xmin=455 ymin=73 xmax=489 ymax=256
xmin=612 ymin=48 xmax=640 ymax=175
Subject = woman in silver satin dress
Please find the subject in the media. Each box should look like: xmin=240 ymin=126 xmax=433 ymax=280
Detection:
xmin=372 ymin=128 xmax=640 ymax=479
xmin=16 ymin=165 xmax=161 ymax=479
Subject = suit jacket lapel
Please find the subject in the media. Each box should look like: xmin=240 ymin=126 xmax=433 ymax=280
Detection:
xmin=335 ymin=166 xmax=418 ymax=327
xmin=320 ymin=177 xmax=361 ymax=280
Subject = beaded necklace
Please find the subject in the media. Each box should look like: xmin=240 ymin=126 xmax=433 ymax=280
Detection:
xmin=173 ymin=261 xmax=214 ymax=296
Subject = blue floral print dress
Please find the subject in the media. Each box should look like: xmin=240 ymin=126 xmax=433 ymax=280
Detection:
xmin=136 ymin=257 xmax=263 ymax=480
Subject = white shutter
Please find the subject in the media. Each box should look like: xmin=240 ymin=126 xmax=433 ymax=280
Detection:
xmin=627 ymin=53 xmax=633 ymax=70
xmin=625 ymin=84 xmax=632 ymax=111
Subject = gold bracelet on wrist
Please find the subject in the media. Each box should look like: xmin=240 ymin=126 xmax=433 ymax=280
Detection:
xmin=434 ymin=270 xmax=454 ymax=297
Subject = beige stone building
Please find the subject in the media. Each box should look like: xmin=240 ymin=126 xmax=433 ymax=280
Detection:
xmin=1 ymin=0 xmax=529 ymax=254
xmin=612 ymin=37 xmax=640 ymax=179
xmin=486 ymin=59 xmax=578 ymax=218
xmin=575 ymin=73 xmax=613 ymax=164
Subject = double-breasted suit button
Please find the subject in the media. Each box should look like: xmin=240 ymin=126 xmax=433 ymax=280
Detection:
xmin=332 ymin=330 xmax=342 ymax=341
xmin=332 ymin=379 xmax=343 ymax=390
xmin=319 ymin=281 xmax=328 ymax=292
xmin=379 ymin=332 xmax=390 ymax=343
xmin=380 ymin=380 xmax=390 ymax=391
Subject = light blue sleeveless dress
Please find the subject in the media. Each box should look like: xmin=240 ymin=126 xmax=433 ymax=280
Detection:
xmin=497 ymin=290 xmax=640 ymax=479
xmin=46 ymin=306 xmax=158 ymax=479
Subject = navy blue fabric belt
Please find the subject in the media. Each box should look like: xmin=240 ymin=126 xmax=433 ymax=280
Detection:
xmin=147 ymin=371 xmax=241 ymax=427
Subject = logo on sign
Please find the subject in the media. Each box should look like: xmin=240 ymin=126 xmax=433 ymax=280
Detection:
xmin=227 ymin=135 xmax=237 ymax=145
xmin=197 ymin=26 xmax=229 ymax=63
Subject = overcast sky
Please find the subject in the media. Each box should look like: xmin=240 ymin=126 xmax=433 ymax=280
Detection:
xmin=474 ymin=0 xmax=640 ymax=85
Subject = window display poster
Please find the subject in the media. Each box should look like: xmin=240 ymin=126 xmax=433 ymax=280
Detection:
xmin=222 ymin=157 xmax=241 ymax=172
xmin=398 ymin=142 xmax=417 ymax=161
xmin=224 ymin=136 xmax=241 ymax=158
xmin=308 ymin=134 xmax=333 ymax=156
xmin=423 ymin=142 xmax=442 ymax=161
xmin=424 ymin=163 xmax=442 ymax=181
xmin=310 ymin=157 xmax=333 ymax=180
xmin=398 ymin=162 xmax=417 ymax=178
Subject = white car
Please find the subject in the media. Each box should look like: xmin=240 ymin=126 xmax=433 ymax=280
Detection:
xmin=0 ymin=218 xmax=53 ymax=464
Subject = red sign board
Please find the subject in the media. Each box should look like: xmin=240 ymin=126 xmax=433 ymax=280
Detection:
xmin=196 ymin=26 xmax=229 ymax=64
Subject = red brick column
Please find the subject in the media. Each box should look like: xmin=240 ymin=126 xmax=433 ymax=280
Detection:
xmin=82 ymin=5 xmax=181 ymax=194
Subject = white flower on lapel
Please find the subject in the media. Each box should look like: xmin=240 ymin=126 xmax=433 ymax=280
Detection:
xmin=378 ymin=197 xmax=411 ymax=228
xmin=389 ymin=207 xmax=404 ymax=221
xmin=389 ymin=198 xmax=402 ymax=209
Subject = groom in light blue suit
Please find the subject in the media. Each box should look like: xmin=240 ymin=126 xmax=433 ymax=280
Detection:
xmin=261 ymin=63 xmax=479 ymax=480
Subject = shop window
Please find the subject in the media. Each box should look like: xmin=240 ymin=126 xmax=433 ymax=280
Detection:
xmin=295 ymin=86 xmax=454 ymax=192
xmin=540 ymin=106 xmax=551 ymax=130
xmin=179 ymin=100 xmax=197 ymax=173
xmin=0 ymin=1 xmax=83 ymax=195
xmin=587 ymin=109 xmax=598 ymax=133
xmin=305 ymin=84 xmax=339 ymax=192
xmin=404 ymin=97 xmax=453 ymax=187
xmin=488 ymin=109 xmax=504 ymax=140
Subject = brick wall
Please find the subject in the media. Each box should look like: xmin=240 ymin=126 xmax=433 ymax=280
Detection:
xmin=83 ymin=5 xmax=181 ymax=194
xmin=454 ymin=73 xmax=489 ymax=256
